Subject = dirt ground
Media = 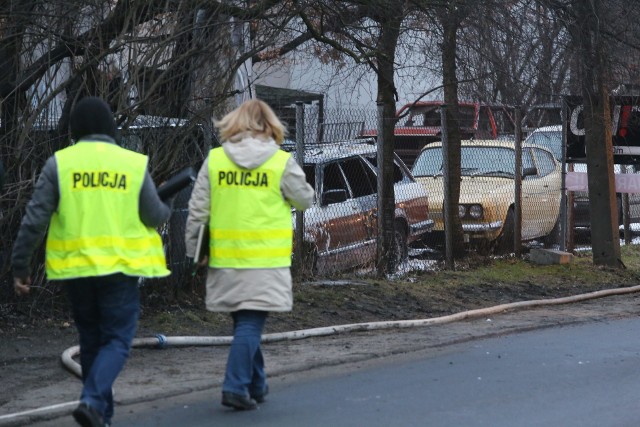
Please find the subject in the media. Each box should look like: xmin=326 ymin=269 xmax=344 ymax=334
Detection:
xmin=2 ymin=256 xmax=640 ymax=426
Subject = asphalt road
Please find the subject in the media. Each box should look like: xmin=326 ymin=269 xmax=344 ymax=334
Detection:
xmin=32 ymin=316 xmax=640 ymax=427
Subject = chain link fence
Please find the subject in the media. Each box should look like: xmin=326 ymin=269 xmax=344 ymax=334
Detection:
xmin=3 ymin=102 xmax=640 ymax=312
xmin=281 ymin=102 xmax=640 ymax=276
xmin=286 ymin=105 xmax=434 ymax=278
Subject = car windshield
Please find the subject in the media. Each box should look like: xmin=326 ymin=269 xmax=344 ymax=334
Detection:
xmin=412 ymin=146 xmax=516 ymax=178
xmin=526 ymin=130 xmax=562 ymax=161
xmin=402 ymin=104 xmax=477 ymax=129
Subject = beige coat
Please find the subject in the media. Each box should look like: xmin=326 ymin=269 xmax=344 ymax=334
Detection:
xmin=185 ymin=136 xmax=314 ymax=312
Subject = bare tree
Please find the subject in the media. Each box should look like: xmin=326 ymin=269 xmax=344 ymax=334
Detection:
xmin=565 ymin=0 xmax=620 ymax=266
xmin=256 ymin=0 xmax=412 ymax=276
xmin=435 ymin=0 xmax=472 ymax=258
xmin=539 ymin=0 xmax=640 ymax=266
xmin=456 ymin=0 xmax=573 ymax=107
xmin=0 ymin=0 xmax=296 ymax=297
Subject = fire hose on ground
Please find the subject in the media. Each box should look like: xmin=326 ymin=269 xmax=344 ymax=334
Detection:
xmin=2 ymin=284 xmax=640 ymax=426
xmin=60 ymin=284 xmax=640 ymax=378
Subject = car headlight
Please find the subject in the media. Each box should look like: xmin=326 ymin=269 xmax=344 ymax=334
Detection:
xmin=468 ymin=204 xmax=483 ymax=219
xmin=458 ymin=205 xmax=466 ymax=218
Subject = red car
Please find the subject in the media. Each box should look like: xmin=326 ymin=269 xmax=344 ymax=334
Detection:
xmin=361 ymin=101 xmax=516 ymax=168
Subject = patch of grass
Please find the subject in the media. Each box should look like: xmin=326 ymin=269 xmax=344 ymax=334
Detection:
xmin=620 ymin=245 xmax=640 ymax=270
xmin=406 ymin=248 xmax=640 ymax=291
xmin=138 ymin=306 xmax=232 ymax=336
xmin=8 ymin=246 xmax=640 ymax=338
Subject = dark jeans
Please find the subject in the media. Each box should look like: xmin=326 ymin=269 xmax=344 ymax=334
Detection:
xmin=65 ymin=273 xmax=140 ymax=423
xmin=222 ymin=310 xmax=268 ymax=397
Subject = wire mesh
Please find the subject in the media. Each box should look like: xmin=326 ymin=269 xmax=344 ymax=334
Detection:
xmin=3 ymin=104 xmax=640 ymax=309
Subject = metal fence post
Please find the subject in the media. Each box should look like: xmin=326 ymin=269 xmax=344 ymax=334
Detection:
xmin=294 ymin=102 xmax=305 ymax=276
xmin=560 ymin=101 xmax=568 ymax=252
xmin=376 ymin=102 xmax=386 ymax=275
xmin=514 ymin=107 xmax=523 ymax=256
xmin=439 ymin=105 xmax=453 ymax=269
xmin=622 ymin=165 xmax=631 ymax=245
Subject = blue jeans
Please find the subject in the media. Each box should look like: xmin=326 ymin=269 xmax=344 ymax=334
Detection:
xmin=65 ymin=274 xmax=140 ymax=424
xmin=222 ymin=310 xmax=268 ymax=397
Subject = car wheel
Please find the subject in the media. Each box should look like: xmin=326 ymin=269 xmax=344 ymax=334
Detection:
xmin=495 ymin=208 xmax=515 ymax=254
xmin=390 ymin=221 xmax=409 ymax=271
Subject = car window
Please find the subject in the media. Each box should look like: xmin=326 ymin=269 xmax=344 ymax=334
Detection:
xmin=413 ymin=146 xmax=516 ymax=178
xmin=391 ymin=161 xmax=405 ymax=183
xmin=339 ymin=157 xmax=376 ymax=197
xmin=365 ymin=155 xmax=405 ymax=183
xmin=402 ymin=105 xmax=439 ymax=127
xmin=525 ymin=130 xmax=562 ymax=161
xmin=532 ymin=148 xmax=556 ymax=177
xmin=402 ymin=104 xmax=476 ymax=128
xmin=321 ymin=162 xmax=350 ymax=206
xmin=303 ymin=164 xmax=316 ymax=190
xmin=412 ymin=148 xmax=442 ymax=177
xmin=522 ymin=148 xmax=537 ymax=180
xmin=460 ymin=147 xmax=515 ymax=176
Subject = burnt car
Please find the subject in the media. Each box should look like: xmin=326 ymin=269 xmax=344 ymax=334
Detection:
xmin=290 ymin=139 xmax=434 ymax=273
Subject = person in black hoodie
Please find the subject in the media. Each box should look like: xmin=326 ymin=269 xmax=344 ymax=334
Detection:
xmin=12 ymin=97 xmax=172 ymax=427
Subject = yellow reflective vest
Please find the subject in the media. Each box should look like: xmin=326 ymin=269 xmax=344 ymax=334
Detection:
xmin=45 ymin=141 xmax=170 ymax=279
xmin=208 ymin=147 xmax=292 ymax=268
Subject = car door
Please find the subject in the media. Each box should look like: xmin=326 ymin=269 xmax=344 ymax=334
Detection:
xmin=315 ymin=159 xmax=372 ymax=271
xmin=521 ymin=147 xmax=562 ymax=239
xmin=365 ymin=153 xmax=432 ymax=243
xmin=336 ymin=156 xmax=379 ymax=263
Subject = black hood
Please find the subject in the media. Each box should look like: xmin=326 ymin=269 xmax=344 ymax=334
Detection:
xmin=69 ymin=97 xmax=116 ymax=140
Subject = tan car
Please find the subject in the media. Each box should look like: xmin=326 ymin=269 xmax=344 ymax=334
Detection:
xmin=411 ymin=140 xmax=562 ymax=251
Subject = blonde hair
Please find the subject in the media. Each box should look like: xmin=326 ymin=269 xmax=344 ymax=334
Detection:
xmin=214 ymin=99 xmax=287 ymax=145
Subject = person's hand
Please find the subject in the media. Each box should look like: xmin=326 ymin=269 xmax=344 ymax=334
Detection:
xmin=190 ymin=256 xmax=209 ymax=277
xmin=14 ymin=276 xmax=32 ymax=296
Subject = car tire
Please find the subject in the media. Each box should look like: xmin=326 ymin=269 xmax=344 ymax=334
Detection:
xmin=495 ymin=208 xmax=515 ymax=254
xmin=390 ymin=221 xmax=409 ymax=271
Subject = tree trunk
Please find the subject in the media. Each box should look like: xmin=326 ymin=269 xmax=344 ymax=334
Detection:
xmin=375 ymin=9 xmax=402 ymax=277
xmin=441 ymin=7 xmax=466 ymax=259
xmin=575 ymin=0 xmax=621 ymax=267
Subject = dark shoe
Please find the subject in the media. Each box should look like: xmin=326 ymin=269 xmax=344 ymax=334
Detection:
xmin=72 ymin=403 xmax=104 ymax=427
xmin=221 ymin=392 xmax=258 ymax=410
xmin=251 ymin=385 xmax=269 ymax=403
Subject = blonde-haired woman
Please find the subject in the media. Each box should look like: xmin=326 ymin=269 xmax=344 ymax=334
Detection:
xmin=185 ymin=98 xmax=314 ymax=410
